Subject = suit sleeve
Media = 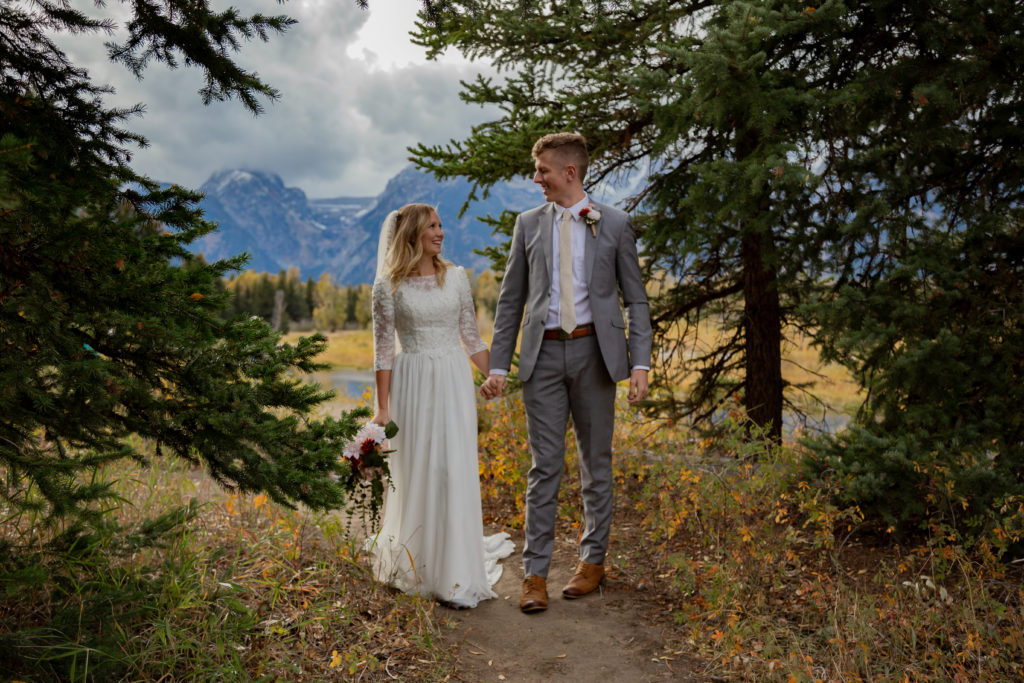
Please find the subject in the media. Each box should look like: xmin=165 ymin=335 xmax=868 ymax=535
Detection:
xmin=616 ymin=216 xmax=653 ymax=370
xmin=489 ymin=214 xmax=529 ymax=373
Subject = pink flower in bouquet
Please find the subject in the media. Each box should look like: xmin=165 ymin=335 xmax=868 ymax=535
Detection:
xmin=343 ymin=422 xmax=387 ymax=463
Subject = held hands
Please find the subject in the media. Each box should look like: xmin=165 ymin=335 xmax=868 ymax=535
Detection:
xmin=482 ymin=371 xmax=645 ymax=402
xmin=479 ymin=374 xmax=507 ymax=400
xmin=627 ymin=369 xmax=649 ymax=404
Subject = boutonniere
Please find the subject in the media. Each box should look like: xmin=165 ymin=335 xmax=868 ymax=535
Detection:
xmin=578 ymin=205 xmax=602 ymax=236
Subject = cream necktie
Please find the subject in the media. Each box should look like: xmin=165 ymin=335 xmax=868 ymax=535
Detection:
xmin=559 ymin=209 xmax=576 ymax=334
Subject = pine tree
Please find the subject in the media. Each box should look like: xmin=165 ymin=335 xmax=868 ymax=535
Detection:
xmin=1 ymin=0 xmax=377 ymax=526
xmin=284 ymin=267 xmax=311 ymax=321
xmin=799 ymin=1 xmax=1024 ymax=528
xmin=353 ymin=283 xmax=373 ymax=329
xmin=415 ymin=1 xmax=1024 ymax=530
xmin=413 ymin=1 xmax=829 ymax=440
xmin=312 ymin=273 xmax=347 ymax=331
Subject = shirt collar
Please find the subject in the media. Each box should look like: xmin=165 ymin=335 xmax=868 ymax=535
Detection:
xmin=556 ymin=194 xmax=590 ymax=219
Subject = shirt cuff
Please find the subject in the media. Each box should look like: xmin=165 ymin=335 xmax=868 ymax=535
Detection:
xmin=631 ymin=365 xmax=650 ymax=372
xmin=489 ymin=369 xmax=509 ymax=376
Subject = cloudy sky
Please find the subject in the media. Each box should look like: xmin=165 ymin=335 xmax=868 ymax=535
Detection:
xmin=56 ymin=0 xmax=500 ymax=198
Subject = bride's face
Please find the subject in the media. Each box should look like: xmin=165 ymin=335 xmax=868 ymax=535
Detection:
xmin=419 ymin=211 xmax=444 ymax=258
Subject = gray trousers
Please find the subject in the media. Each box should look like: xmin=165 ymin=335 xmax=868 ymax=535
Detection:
xmin=521 ymin=333 xmax=617 ymax=578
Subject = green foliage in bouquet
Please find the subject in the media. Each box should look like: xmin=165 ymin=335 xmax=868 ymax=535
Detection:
xmin=335 ymin=416 xmax=398 ymax=530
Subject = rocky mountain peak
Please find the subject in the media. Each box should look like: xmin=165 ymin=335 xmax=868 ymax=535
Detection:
xmin=187 ymin=166 xmax=540 ymax=283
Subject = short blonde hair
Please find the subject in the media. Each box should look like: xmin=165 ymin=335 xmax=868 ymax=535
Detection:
xmin=532 ymin=133 xmax=589 ymax=181
xmin=383 ymin=203 xmax=449 ymax=289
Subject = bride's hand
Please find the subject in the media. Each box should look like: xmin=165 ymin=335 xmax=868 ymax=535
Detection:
xmin=371 ymin=411 xmax=389 ymax=426
xmin=480 ymin=374 xmax=506 ymax=400
xmin=359 ymin=466 xmax=382 ymax=481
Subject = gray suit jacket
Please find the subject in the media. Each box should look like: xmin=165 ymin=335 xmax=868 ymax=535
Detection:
xmin=490 ymin=200 xmax=652 ymax=383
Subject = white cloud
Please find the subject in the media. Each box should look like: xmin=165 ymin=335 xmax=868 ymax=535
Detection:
xmin=53 ymin=0 xmax=498 ymax=197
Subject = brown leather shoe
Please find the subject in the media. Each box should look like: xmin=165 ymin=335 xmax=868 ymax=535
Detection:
xmin=520 ymin=575 xmax=548 ymax=613
xmin=562 ymin=561 xmax=605 ymax=599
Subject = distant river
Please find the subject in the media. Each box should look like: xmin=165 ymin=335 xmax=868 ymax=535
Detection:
xmin=306 ymin=368 xmax=375 ymax=410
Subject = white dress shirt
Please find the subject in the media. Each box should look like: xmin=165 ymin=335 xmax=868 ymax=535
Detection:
xmin=489 ymin=195 xmax=649 ymax=375
xmin=545 ymin=195 xmax=593 ymax=330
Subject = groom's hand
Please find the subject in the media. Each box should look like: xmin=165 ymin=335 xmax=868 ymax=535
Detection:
xmin=480 ymin=374 xmax=507 ymax=400
xmin=627 ymin=369 xmax=649 ymax=404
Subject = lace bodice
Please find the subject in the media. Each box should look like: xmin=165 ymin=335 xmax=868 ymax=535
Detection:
xmin=373 ymin=266 xmax=488 ymax=370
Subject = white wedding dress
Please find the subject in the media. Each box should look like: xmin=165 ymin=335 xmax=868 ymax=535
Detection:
xmin=368 ymin=266 xmax=514 ymax=607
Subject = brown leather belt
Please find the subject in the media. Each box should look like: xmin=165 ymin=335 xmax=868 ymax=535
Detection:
xmin=542 ymin=323 xmax=595 ymax=341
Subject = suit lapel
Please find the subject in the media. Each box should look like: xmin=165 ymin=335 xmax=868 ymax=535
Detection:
xmin=539 ymin=203 xmax=554 ymax=278
xmin=584 ymin=202 xmax=601 ymax=284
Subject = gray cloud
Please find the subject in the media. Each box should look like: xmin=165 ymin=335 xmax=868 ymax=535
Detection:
xmin=55 ymin=1 xmax=498 ymax=197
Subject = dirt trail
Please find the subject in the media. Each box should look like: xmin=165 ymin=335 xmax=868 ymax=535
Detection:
xmin=439 ymin=529 xmax=700 ymax=682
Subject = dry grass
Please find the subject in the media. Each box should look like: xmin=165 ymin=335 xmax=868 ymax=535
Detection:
xmin=781 ymin=330 xmax=863 ymax=417
xmin=284 ymin=329 xmax=374 ymax=370
xmin=294 ymin=323 xmax=864 ymax=422
xmin=5 ymin=326 xmax=1018 ymax=680
xmin=476 ymin=394 xmax=1024 ymax=681
xmin=0 ymin=443 xmax=459 ymax=681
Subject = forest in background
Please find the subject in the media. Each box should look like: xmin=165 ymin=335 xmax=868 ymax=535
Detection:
xmin=221 ymin=266 xmax=501 ymax=333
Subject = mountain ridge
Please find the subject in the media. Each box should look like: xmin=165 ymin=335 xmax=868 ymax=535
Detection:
xmin=186 ymin=166 xmax=539 ymax=284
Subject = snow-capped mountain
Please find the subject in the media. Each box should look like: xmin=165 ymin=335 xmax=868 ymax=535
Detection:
xmin=188 ymin=166 xmax=539 ymax=283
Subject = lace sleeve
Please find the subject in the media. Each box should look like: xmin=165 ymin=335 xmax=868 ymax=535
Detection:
xmin=456 ymin=267 xmax=488 ymax=356
xmin=372 ymin=279 xmax=396 ymax=370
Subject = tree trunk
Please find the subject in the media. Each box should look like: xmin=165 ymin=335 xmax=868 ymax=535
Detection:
xmin=272 ymin=288 xmax=286 ymax=331
xmin=741 ymin=230 xmax=784 ymax=442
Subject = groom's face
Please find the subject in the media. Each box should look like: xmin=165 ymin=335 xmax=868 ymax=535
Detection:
xmin=533 ymin=150 xmax=576 ymax=207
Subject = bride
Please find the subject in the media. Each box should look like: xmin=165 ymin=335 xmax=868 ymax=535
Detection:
xmin=367 ymin=202 xmax=514 ymax=608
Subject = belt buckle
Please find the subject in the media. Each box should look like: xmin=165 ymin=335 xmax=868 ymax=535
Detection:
xmin=558 ymin=329 xmax=573 ymax=341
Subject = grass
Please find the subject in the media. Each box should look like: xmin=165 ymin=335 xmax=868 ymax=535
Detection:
xmin=476 ymin=392 xmax=1024 ymax=681
xmin=285 ymin=324 xmax=863 ymax=422
xmin=0 ymin=438 xmax=457 ymax=681
xmin=283 ymin=330 xmax=374 ymax=371
xmin=6 ymin=330 xmax=1019 ymax=681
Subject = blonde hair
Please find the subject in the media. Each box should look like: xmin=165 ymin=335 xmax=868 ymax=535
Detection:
xmin=531 ymin=132 xmax=589 ymax=181
xmin=383 ymin=203 xmax=449 ymax=289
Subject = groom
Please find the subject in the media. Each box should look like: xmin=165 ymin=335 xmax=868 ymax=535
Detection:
xmin=481 ymin=132 xmax=652 ymax=613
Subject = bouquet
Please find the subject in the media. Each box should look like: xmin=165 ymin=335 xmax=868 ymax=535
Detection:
xmin=334 ymin=420 xmax=397 ymax=529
